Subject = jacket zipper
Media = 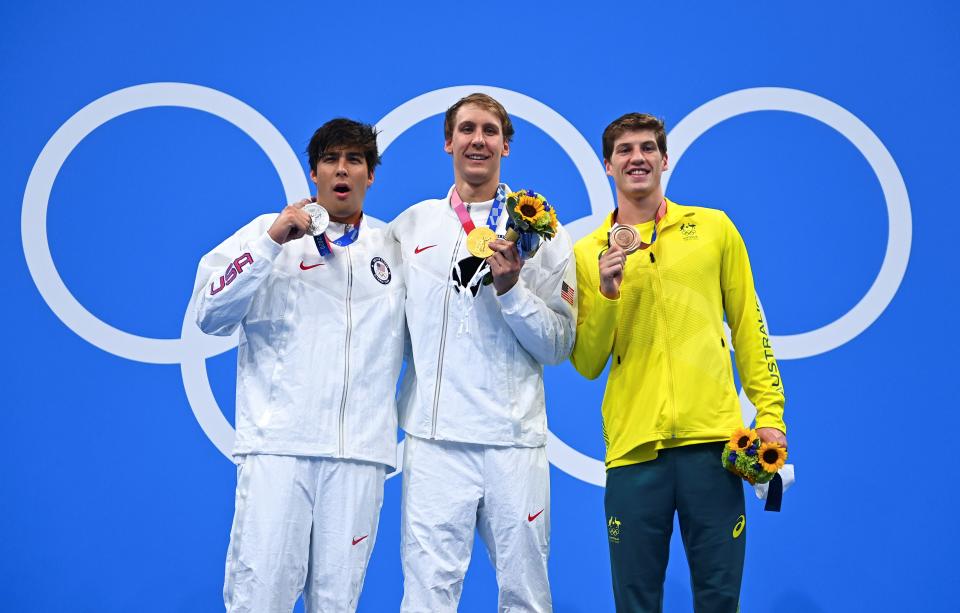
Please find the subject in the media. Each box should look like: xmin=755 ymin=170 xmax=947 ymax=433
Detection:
xmin=338 ymin=246 xmax=354 ymax=456
xmin=431 ymin=227 xmax=466 ymax=438
xmin=650 ymin=246 xmax=680 ymax=438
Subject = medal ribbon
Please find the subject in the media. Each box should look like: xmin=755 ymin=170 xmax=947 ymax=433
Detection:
xmin=639 ymin=199 xmax=667 ymax=249
xmin=314 ymin=215 xmax=362 ymax=257
xmin=450 ymin=184 xmax=507 ymax=236
xmin=764 ymin=472 xmax=784 ymax=512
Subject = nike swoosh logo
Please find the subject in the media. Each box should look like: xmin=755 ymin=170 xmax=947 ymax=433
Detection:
xmin=414 ymin=244 xmax=437 ymax=254
xmin=528 ymin=509 xmax=544 ymax=522
xmin=352 ymin=535 xmax=369 ymax=546
xmin=300 ymin=261 xmax=325 ymax=270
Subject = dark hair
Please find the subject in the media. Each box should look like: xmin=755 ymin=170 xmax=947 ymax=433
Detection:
xmin=444 ymin=93 xmax=515 ymax=143
xmin=306 ymin=118 xmax=380 ymax=176
xmin=602 ymin=113 xmax=667 ymax=161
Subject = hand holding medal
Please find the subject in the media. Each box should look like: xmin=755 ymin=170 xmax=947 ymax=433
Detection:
xmin=267 ymin=197 xmax=316 ymax=245
xmin=597 ymin=200 xmax=668 ymax=299
xmin=451 ymin=186 xmax=560 ymax=294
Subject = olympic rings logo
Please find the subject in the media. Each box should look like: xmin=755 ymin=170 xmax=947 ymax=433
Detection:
xmin=21 ymin=83 xmax=911 ymax=487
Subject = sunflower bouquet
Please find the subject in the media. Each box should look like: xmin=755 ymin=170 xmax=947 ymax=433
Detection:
xmin=503 ymin=189 xmax=559 ymax=258
xmin=722 ymin=427 xmax=788 ymax=485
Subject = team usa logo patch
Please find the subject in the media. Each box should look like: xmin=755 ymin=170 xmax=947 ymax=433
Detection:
xmin=370 ymin=257 xmax=392 ymax=284
xmin=210 ymin=253 xmax=253 ymax=295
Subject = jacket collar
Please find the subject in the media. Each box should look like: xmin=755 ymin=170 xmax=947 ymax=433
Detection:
xmin=588 ymin=198 xmax=695 ymax=246
xmin=444 ymin=183 xmax=509 ymax=214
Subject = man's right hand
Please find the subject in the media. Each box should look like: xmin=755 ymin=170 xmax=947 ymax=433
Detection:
xmin=267 ymin=197 xmax=315 ymax=244
xmin=599 ymin=243 xmax=626 ymax=300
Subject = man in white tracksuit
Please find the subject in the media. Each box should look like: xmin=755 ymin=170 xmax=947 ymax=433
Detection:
xmin=193 ymin=118 xmax=404 ymax=613
xmin=389 ymin=93 xmax=577 ymax=612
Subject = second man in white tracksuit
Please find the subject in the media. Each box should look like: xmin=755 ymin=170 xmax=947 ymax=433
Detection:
xmin=389 ymin=93 xmax=577 ymax=612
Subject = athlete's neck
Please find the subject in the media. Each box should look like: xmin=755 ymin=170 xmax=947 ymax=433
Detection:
xmin=329 ymin=210 xmax=363 ymax=226
xmin=455 ymin=177 xmax=499 ymax=203
xmin=616 ymin=189 xmax=665 ymax=225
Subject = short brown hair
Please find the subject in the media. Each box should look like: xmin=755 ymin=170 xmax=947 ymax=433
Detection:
xmin=444 ymin=93 xmax=515 ymax=143
xmin=602 ymin=113 xmax=667 ymax=161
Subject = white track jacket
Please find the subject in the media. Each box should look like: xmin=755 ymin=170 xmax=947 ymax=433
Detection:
xmin=193 ymin=214 xmax=404 ymax=469
xmin=389 ymin=186 xmax=577 ymax=448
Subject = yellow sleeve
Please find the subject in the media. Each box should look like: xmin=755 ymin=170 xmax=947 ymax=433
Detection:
xmin=570 ymin=240 xmax=621 ymax=380
xmin=719 ymin=214 xmax=787 ymax=433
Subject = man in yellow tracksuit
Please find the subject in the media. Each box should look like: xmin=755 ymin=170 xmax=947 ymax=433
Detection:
xmin=571 ymin=113 xmax=788 ymax=613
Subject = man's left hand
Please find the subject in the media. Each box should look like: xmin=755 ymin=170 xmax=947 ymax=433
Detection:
xmin=487 ymin=239 xmax=524 ymax=295
xmin=756 ymin=427 xmax=787 ymax=449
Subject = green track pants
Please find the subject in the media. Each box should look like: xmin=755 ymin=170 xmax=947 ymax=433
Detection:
xmin=604 ymin=442 xmax=745 ymax=613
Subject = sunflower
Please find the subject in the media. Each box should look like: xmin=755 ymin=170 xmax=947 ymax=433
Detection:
xmin=546 ymin=206 xmax=559 ymax=232
xmin=516 ymin=193 xmax=546 ymax=225
xmin=758 ymin=442 xmax=787 ymax=473
xmin=728 ymin=427 xmax=758 ymax=452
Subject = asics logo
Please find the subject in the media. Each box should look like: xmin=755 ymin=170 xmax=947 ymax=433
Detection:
xmin=732 ymin=514 xmax=746 ymax=538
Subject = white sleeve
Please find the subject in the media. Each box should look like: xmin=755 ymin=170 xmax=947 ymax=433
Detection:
xmin=495 ymin=225 xmax=578 ymax=366
xmin=193 ymin=215 xmax=284 ymax=336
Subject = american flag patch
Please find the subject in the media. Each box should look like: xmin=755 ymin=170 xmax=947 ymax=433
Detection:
xmin=561 ymin=281 xmax=575 ymax=306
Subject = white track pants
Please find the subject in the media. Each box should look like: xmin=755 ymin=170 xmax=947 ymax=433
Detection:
xmin=400 ymin=435 xmax=552 ymax=612
xmin=223 ymin=454 xmax=385 ymax=613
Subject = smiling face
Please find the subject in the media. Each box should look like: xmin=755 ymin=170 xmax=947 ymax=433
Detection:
xmin=444 ymin=103 xmax=510 ymax=195
xmin=310 ymin=146 xmax=374 ymax=222
xmin=605 ymin=129 xmax=668 ymax=203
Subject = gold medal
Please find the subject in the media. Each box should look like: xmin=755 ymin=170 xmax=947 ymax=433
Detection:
xmin=467 ymin=227 xmax=497 ymax=258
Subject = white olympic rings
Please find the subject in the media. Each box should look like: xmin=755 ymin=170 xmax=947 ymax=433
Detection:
xmin=21 ymin=83 xmax=911 ymax=487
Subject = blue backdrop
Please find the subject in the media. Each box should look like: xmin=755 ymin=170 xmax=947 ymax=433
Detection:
xmin=4 ymin=2 xmax=957 ymax=611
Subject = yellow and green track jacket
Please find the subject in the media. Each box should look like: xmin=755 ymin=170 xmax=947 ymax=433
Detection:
xmin=571 ymin=199 xmax=786 ymax=468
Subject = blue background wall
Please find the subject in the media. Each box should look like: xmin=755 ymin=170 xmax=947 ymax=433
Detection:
xmin=3 ymin=2 xmax=957 ymax=611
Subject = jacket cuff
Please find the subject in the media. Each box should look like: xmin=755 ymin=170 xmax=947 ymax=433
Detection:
xmin=597 ymin=290 xmax=621 ymax=306
xmin=755 ymin=411 xmax=787 ymax=434
xmin=495 ymin=277 xmax=529 ymax=313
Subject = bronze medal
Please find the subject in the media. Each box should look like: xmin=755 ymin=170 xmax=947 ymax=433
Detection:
xmin=610 ymin=224 xmax=641 ymax=254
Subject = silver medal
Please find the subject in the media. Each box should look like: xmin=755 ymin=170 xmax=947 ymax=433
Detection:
xmin=304 ymin=203 xmax=330 ymax=236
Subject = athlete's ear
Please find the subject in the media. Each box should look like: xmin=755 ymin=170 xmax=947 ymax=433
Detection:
xmin=662 ymin=153 xmax=669 ymax=172
xmin=502 ymin=140 xmax=510 ymax=158
xmin=444 ymin=138 xmax=453 ymax=155
xmin=605 ymin=159 xmax=613 ymax=177
xmin=310 ymin=168 xmax=317 ymax=184
xmin=367 ymin=169 xmax=374 ymax=188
